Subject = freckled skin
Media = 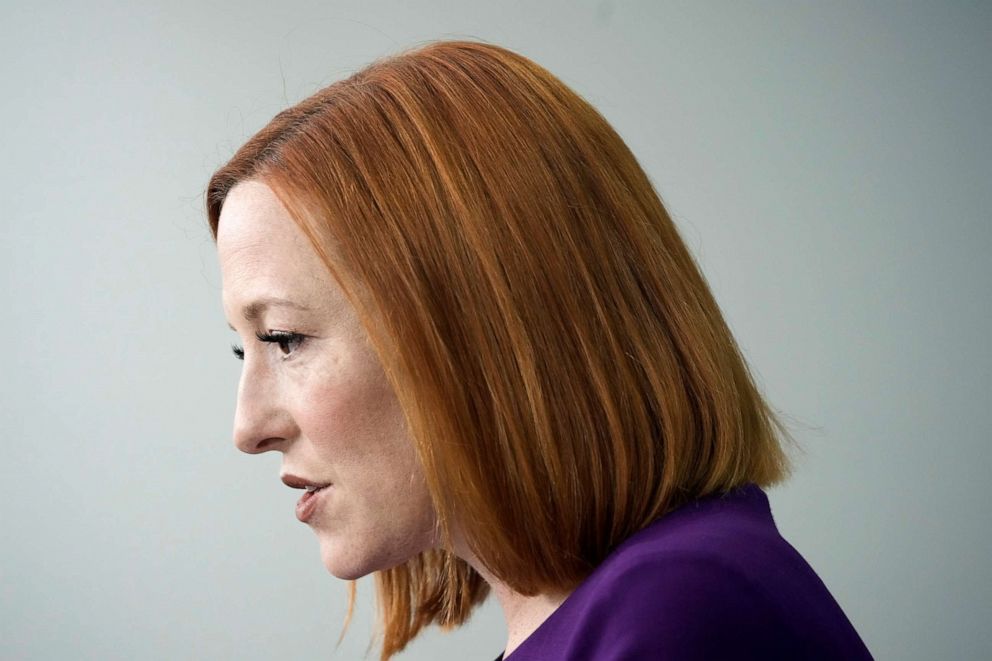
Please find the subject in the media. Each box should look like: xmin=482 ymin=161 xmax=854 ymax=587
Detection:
xmin=217 ymin=180 xmax=439 ymax=579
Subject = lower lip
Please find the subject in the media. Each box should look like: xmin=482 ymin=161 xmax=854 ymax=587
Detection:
xmin=296 ymin=486 xmax=331 ymax=523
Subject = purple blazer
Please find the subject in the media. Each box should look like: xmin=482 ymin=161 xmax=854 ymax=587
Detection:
xmin=494 ymin=483 xmax=872 ymax=660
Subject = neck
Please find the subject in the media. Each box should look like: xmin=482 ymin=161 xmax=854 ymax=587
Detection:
xmin=456 ymin=547 xmax=571 ymax=657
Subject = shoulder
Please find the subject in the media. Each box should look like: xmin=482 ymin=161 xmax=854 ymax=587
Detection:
xmin=553 ymin=485 xmax=873 ymax=659
xmin=563 ymin=546 xmax=787 ymax=659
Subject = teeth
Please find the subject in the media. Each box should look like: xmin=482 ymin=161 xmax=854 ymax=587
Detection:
xmin=305 ymin=485 xmax=321 ymax=492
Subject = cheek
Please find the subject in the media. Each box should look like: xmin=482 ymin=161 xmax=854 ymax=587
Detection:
xmin=303 ymin=369 xmax=436 ymax=548
xmin=298 ymin=362 xmax=413 ymax=475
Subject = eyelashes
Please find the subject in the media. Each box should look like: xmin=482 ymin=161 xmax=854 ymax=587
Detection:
xmin=231 ymin=330 xmax=306 ymax=361
xmin=258 ymin=330 xmax=306 ymax=357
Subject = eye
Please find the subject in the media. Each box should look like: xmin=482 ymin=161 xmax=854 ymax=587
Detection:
xmin=255 ymin=330 xmax=306 ymax=357
xmin=231 ymin=343 xmax=245 ymax=361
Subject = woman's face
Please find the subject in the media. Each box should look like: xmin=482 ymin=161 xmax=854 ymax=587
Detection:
xmin=217 ymin=180 xmax=438 ymax=580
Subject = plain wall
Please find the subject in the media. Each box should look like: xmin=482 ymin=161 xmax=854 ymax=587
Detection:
xmin=2 ymin=1 xmax=989 ymax=659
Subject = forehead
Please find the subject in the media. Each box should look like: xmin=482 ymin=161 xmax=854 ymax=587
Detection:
xmin=217 ymin=180 xmax=309 ymax=254
xmin=217 ymin=180 xmax=328 ymax=305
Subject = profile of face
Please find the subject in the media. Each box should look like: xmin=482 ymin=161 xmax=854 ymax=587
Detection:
xmin=217 ymin=180 xmax=439 ymax=580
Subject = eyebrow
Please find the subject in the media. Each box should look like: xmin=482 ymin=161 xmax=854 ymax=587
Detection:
xmin=227 ymin=297 xmax=311 ymax=330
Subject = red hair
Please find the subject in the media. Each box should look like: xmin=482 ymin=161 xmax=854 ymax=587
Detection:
xmin=206 ymin=38 xmax=794 ymax=659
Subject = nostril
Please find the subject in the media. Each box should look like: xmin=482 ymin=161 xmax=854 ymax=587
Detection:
xmin=236 ymin=434 xmax=291 ymax=455
xmin=232 ymin=410 xmax=298 ymax=454
xmin=254 ymin=437 xmax=285 ymax=452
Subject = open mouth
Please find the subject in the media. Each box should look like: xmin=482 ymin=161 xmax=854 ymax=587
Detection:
xmin=296 ymin=484 xmax=330 ymax=522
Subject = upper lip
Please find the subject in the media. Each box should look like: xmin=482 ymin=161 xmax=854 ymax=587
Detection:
xmin=281 ymin=473 xmax=331 ymax=490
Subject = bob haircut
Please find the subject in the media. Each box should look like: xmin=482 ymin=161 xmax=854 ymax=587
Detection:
xmin=206 ymin=39 xmax=794 ymax=660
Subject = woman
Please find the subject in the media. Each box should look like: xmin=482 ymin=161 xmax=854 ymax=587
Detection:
xmin=206 ymin=39 xmax=872 ymax=660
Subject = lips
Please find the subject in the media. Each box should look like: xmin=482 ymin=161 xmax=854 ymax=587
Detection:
xmin=281 ymin=473 xmax=332 ymax=523
xmin=296 ymin=484 xmax=330 ymax=522
xmin=281 ymin=473 xmax=331 ymax=490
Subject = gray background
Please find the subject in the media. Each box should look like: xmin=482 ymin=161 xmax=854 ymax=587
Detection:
xmin=2 ymin=1 xmax=989 ymax=659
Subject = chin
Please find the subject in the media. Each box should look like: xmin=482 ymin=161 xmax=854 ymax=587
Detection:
xmin=317 ymin=538 xmax=374 ymax=581
xmin=316 ymin=532 xmax=426 ymax=580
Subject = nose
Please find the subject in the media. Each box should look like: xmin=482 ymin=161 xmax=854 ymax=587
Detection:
xmin=232 ymin=360 xmax=297 ymax=454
